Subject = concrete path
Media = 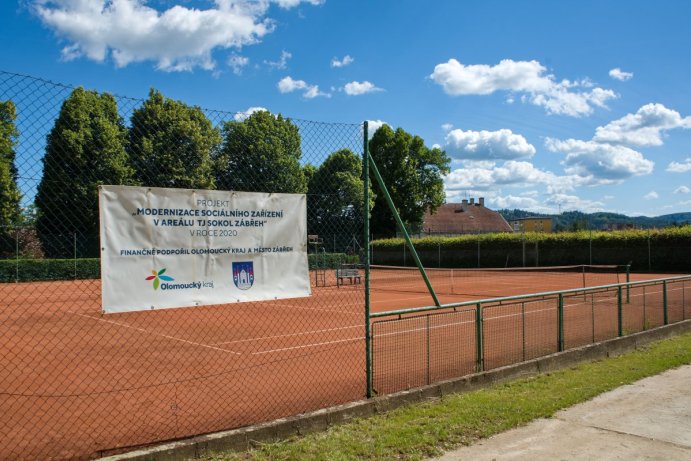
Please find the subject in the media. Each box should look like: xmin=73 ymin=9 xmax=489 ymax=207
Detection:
xmin=431 ymin=364 xmax=691 ymax=461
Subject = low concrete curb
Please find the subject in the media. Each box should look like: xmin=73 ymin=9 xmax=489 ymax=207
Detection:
xmin=102 ymin=319 xmax=691 ymax=461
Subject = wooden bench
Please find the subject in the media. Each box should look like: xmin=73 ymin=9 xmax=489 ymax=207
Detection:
xmin=336 ymin=267 xmax=361 ymax=287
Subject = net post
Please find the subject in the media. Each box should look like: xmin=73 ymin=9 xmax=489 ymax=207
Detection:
xmin=617 ymin=285 xmax=623 ymax=337
xmin=367 ymin=151 xmax=441 ymax=307
xmin=557 ymin=293 xmax=564 ymax=352
xmin=663 ymin=280 xmax=668 ymax=325
xmin=475 ymin=303 xmax=483 ymax=372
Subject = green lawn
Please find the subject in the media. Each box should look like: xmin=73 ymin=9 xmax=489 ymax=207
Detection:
xmin=208 ymin=332 xmax=691 ymax=461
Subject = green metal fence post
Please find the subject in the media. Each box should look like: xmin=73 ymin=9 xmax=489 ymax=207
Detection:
xmin=426 ymin=315 xmax=431 ymax=385
xmin=475 ymin=303 xmax=484 ymax=372
xmin=367 ymin=151 xmax=441 ymax=307
xmin=617 ymin=285 xmax=623 ymax=337
xmin=521 ymin=302 xmax=526 ymax=361
xmin=663 ymin=280 xmax=668 ymax=325
xmin=557 ymin=294 xmax=564 ymax=352
xmin=363 ymin=121 xmax=372 ymax=398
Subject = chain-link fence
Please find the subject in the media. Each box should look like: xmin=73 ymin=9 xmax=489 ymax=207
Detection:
xmin=371 ymin=231 xmax=688 ymax=272
xmin=0 ymin=70 xmax=366 ymax=460
xmin=3 ymin=70 xmax=691 ymax=461
xmin=371 ymin=277 xmax=691 ymax=395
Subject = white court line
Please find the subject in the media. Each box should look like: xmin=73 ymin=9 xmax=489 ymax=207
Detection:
xmin=69 ymin=311 xmax=242 ymax=355
xmin=261 ymin=301 xmax=362 ymax=316
xmin=213 ymin=324 xmax=363 ymax=346
xmin=252 ymin=336 xmax=363 ymax=355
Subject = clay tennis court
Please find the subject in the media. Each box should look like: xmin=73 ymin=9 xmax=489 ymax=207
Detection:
xmin=0 ymin=268 xmax=688 ymax=460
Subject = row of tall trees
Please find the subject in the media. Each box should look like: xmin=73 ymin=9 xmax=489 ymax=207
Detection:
xmin=3 ymin=87 xmax=450 ymax=258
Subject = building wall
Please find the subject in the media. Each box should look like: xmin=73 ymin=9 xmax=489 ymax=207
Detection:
xmin=512 ymin=218 xmax=552 ymax=233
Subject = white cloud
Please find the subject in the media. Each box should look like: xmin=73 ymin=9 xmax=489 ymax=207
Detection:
xmin=644 ymin=191 xmax=659 ymax=200
xmin=441 ymin=123 xmax=453 ymax=132
xmin=609 ymin=68 xmax=634 ymax=81
xmin=674 ymin=186 xmax=691 ymax=194
xmin=444 ymin=160 xmax=583 ymax=194
xmin=273 ymin=0 xmax=324 ymax=8
xmin=366 ymin=120 xmax=387 ymax=138
xmin=545 ymin=138 xmax=654 ymax=182
xmin=278 ymin=76 xmax=307 ymax=92
xmin=429 ymin=58 xmax=617 ymax=117
xmin=228 ymin=54 xmax=249 ymax=75
xmin=277 ymin=76 xmax=329 ymax=98
xmin=492 ymin=194 xmax=542 ymax=210
xmin=666 ymin=158 xmax=691 ymax=173
xmin=343 ymin=81 xmax=383 ymax=95
xmin=544 ymin=193 xmax=604 ymax=212
xmin=32 ymin=0 xmax=320 ymax=71
xmin=593 ymin=103 xmax=691 ymax=146
xmin=331 ymin=54 xmax=354 ymax=68
xmin=233 ymin=106 xmax=268 ymax=121
xmin=32 ymin=0 xmax=294 ymax=71
xmin=444 ymin=128 xmax=536 ymax=161
xmin=265 ymin=50 xmax=291 ymax=69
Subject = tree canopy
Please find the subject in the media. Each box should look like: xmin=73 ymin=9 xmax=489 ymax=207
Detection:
xmin=368 ymin=124 xmax=450 ymax=237
xmin=307 ymin=149 xmax=370 ymax=239
xmin=128 ymin=89 xmax=219 ymax=189
xmin=215 ymin=111 xmax=306 ymax=193
xmin=0 ymin=100 xmax=21 ymax=236
xmin=35 ymin=88 xmax=131 ymax=257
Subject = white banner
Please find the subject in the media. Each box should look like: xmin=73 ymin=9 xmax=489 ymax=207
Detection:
xmin=99 ymin=185 xmax=310 ymax=314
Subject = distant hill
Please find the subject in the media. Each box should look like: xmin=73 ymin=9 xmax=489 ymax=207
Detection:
xmin=498 ymin=209 xmax=691 ymax=231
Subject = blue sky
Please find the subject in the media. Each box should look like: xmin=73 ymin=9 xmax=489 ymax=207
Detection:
xmin=2 ymin=0 xmax=691 ymax=216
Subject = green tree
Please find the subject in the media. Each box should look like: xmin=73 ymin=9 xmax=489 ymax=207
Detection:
xmin=368 ymin=124 xmax=450 ymax=237
xmin=307 ymin=149 xmax=371 ymax=242
xmin=215 ymin=110 xmax=306 ymax=193
xmin=128 ymin=89 xmax=219 ymax=189
xmin=35 ymin=88 xmax=132 ymax=258
xmin=0 ymin=100 xmax=21 ymax=257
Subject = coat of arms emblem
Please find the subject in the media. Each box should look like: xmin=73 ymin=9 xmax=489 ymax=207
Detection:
xmin=232 ymin=261 xmax=254 ymax=290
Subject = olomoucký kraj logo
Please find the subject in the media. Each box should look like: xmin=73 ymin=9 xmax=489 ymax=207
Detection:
xmin=146 ymin=268 xmax=174 ymax=290
xmin=233 ymin=261 xmax=254 ymax=290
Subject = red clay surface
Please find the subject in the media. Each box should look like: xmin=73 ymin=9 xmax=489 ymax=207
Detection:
xmin=0 ymin=270 xmax=687 ymax=460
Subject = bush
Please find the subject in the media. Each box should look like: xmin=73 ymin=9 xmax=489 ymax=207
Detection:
xmin=370 ymin=226 xmax=691 ymax=271
xmin=309 ymin=252 xmax=359 ymax=269
xmin=0 ymin=258 xmax=100 ymax=282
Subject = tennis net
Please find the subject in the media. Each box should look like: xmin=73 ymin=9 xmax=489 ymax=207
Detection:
xmin=366 ymin=264 xmax=629 ymax=298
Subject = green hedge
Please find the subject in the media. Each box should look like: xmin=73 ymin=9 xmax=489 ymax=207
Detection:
xmin=0 ymin=258 xmax=101 ymax=282
xmin=0 ymin=253 xmax=359 ymax=282
xmin=370 ymin=226 xmax=691 ymax=271
xmin=309 ymin=253 xmax=359 ymax=269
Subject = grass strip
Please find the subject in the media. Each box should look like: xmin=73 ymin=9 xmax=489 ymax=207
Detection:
xmin=209 ymin=332 xmax=691 ymax=461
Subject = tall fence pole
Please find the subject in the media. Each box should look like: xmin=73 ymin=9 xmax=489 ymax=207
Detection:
xmin=363 ymin=121 xmax=372 ymax=398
